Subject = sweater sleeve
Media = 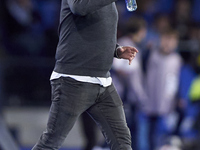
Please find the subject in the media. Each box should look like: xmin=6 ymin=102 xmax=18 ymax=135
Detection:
xmin=67 ymin=0 xmax=117 ymax=16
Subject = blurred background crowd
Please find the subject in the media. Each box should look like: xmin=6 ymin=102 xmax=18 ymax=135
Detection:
xmin=0 ymin=0 xmax=200 ymax=150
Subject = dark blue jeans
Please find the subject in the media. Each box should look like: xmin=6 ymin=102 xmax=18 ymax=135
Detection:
xmin=32 ymin=77 xmax=132 ymax=150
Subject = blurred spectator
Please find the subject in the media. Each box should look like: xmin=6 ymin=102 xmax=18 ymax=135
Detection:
xmin=172 ymin=0 xmax=192 ymax=40
xmin=189 ymin=72 xmax=200 ymax=150
xmin=136 ymin=0 xmax=158 ymax=24
xmin=135 ymin=0 xmax=174 ymax=25
xmin=1 ymin=0 xmax=60 ymax=57
xmin=189 ymin=75 xmax=200 ymax=103
xmin=173 ymin=51 xmax=197 ymax=137
xmin=1 ymin=0 xmax=45 ymax=56
xmin=112 ymin=16 xmax=147 ymax=150
xmin=138 ymin=29 xmax=182 ymax=150
xmin=191 ymin=0 xmax=200 ymax=23
xmin=31 ymin=0 xmax=60 ymax=57
xmin=155 ymin=0 xmax=175 ymax=14
xmin=145 ymin=13 xmax=173 ymax=59
xmin=178 ymin=54 xmax=200 ymax=150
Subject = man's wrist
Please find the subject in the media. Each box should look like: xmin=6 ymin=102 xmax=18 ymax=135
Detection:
xmin=115 ymin=46 xmax=122 ymax=59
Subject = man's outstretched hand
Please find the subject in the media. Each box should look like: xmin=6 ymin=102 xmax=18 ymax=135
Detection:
xmin=117 ymin=46 xmax=139 ymax=65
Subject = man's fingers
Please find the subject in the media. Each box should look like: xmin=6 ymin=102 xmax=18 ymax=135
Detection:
xmin=129 ymin=59 xmax=132 ymax=65
xmin=128 ymin=50 xmax=137 ymax=65
xmin=119 ymin=46 xmax=137 ymax=64
xmin=132 ymin=52 xmax=136 ymax=57
xmin=129 ymin=56 xmax=134 ymax=65
xmin=130 ymin=53 xmax=136 ymax=58
xmin=129 ymin=52 xmax=136 ymax=60
xmin=131 ymin=47 xmax=139 ymax=53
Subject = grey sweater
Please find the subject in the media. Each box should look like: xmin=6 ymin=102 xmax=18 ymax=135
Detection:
xmin=54 ymin=0 xmax=119 ymax=78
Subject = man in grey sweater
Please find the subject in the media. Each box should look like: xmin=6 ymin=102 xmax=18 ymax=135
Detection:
xmin=32 ymin=0 xmax=138 ymax=150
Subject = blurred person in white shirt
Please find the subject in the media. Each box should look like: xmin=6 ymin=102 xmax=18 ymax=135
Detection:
xmin=139 ymin=29 xmax=182 ymax=150
xmin=112 ymin=16 xmax=148 ymax=150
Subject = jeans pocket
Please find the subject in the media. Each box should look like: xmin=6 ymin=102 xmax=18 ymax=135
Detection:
xmin=51 ymin=79 xmax=62 ymax=102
